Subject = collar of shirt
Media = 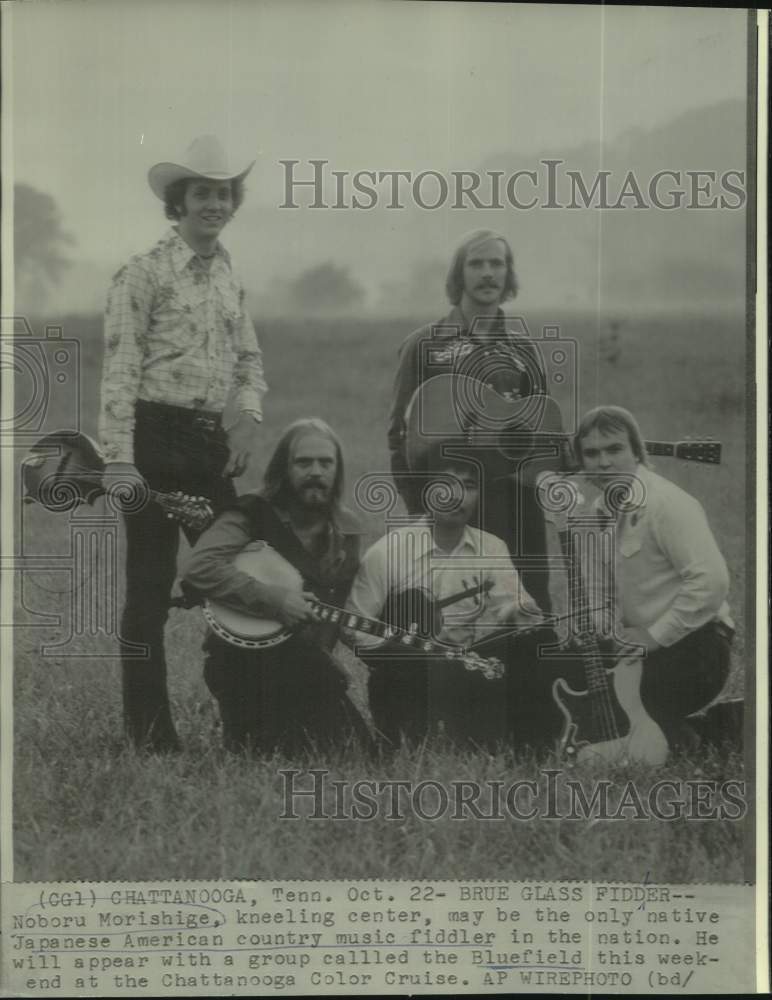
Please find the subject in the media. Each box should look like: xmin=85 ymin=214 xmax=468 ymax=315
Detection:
xmin=165 ymin=226 xmax=231 ymax=272
xmin=439 ymin=304 xmax=505 ymax=338
xmin=591 ymin=463 xmax=651 ymax=521
xmin=410 ymin=517 xmax=482 ymax=559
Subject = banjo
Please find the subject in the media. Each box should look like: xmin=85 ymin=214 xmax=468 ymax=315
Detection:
xmin=202 ymin=543 xmax=507 ymax=681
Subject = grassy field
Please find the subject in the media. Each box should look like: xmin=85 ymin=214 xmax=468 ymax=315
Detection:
xmin=11 ymin=308 xmax=752 ymax=882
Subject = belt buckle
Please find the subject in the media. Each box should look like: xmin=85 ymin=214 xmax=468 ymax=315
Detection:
xmin=193 ymin=415 xmax=217 ymax=432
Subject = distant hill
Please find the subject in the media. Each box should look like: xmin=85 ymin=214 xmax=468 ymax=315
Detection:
xmin=17 ymin=99 xmax=747 ymax=319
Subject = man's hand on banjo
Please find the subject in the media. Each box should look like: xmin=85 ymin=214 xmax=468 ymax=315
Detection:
xmin=268 ymin=587 xmax=320 ymax=627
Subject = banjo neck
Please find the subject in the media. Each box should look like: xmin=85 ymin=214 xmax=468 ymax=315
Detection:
xmin=312 ymin=581 xmax=489 ymax=657
xmin=202 ymin=543 xmax=506 ymax=679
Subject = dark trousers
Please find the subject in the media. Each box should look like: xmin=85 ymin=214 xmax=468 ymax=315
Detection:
xmin=639 ymin=621 xmax=733 ymax=747
xmin=506 ymin=621 xmax=732 ymax=753
xmin=480 ymin=475 xmax=551 ymax=614
xmin=120 ymin=400 xmax=235 ymax=751
xmin=203 ymin=637 xmax=371 ymax=755
xmin=366 ymin=635 xmax=511 ymax=750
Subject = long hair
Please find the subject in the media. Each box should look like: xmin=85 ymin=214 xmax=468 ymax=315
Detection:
xmin=573 ymin=406 xmax=648 ymax=466
xmin=262 ymin=418 xmax=345 ymax=508
xmin=445 ymin=229 xmax=518 ymax=306
xmin=163 ymin=176 xmax=246 ymax=221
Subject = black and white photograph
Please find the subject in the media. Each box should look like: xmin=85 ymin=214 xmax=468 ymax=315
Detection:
xmin=1 ymin=1 xmax=767 ymax=996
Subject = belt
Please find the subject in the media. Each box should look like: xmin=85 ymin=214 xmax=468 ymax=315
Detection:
xmin=135 ymin=399 xmax=223 ymax=433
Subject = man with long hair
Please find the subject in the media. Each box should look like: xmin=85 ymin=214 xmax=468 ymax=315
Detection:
xmin=387 ymin=229 xmax=556 ymax=611
xmin=182 ymin=419 xmax=369 ymax=753
xmin=99 ymin=135 xmax=267 ymax=753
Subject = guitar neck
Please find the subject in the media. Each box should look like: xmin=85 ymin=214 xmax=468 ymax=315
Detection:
xmin=645 ymin=441 xmax=677 ymax=457
xmin=557 ymin=527 xmax=611 ymax=690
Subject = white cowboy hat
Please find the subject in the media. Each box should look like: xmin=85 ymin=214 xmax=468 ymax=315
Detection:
xmin=148 ymin=135 xmax=255 ymax=200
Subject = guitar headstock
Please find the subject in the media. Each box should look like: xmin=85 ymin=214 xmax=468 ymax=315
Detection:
xmin=458 ymin=649 xmax=505 ymax=681
xmin=645 ymin=437 xmax=722 ymax=465
xmin=160 ymin=492 xmax=215 ymax=532
xmin=674 ymin=438 xmax=722 ymax=465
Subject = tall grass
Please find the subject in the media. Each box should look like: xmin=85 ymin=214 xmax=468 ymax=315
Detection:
xmin=13 ymin=309 xmax=751 ymax=881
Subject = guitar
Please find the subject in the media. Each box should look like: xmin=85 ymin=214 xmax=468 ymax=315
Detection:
xmin=22 ymin=429 xmax=214 ymax=532
xmin=537 ymin=472 xmax=668 ymax=766
xmin=405 ymin=375 xmax=722 ymax=476
xmin=202 ymin=543 xmax=506 ymax=681
xmin=405 ymin=373 xmax=566 ymax=483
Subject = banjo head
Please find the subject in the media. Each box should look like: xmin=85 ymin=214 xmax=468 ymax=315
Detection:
xmin=203 ymin=542 xmax=301 ymax=649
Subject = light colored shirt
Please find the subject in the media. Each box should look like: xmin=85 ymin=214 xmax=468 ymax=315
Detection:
xmin=594 ymin=465 xmax=733 ymax=647
xmin=98 ymin=228 xmax=268 ymax=463
xmin=346 ymin=518 xmax=544 ymax=649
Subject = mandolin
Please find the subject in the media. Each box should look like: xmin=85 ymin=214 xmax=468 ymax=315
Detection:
xmin=22 ymin=429 xmax=214 ymax=532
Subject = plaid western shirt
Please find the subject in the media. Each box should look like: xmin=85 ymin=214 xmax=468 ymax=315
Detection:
xmin=98 ymin=228 xmax=268 ymax=464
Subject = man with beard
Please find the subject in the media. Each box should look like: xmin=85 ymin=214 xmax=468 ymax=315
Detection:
xmin=181 ymin=418 xmax=369 ymax=753
xmin=387 ymin=229 xmax=558 ymax=612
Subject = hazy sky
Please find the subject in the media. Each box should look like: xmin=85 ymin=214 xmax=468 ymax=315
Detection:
xmin=7 ymin=1 xmax=750 ymax=312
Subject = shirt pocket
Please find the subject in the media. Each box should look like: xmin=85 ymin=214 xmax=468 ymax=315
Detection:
xmin=619 ymin=532 xmax=643 ymax=559
xmin=153 ymin=280 xmax=208 ymax=346
xmin=216 ymin=281 xmax=243 ymax=336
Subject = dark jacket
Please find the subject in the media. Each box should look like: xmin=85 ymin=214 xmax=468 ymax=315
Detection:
xmin=183 ymin=493 xmax=363 ymax=655
xmin=387 ymin=306 xmax=549 ymax=495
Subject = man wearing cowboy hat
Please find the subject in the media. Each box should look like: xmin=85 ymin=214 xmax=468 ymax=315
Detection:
xmin=99 ymin=135 xmax=267 ymax=752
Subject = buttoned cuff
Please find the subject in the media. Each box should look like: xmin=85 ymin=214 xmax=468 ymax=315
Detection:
xmin=646 ymin=617 xmax=687 ymax=649
xmin=101 ymin=439 xmax=135 ymax=466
